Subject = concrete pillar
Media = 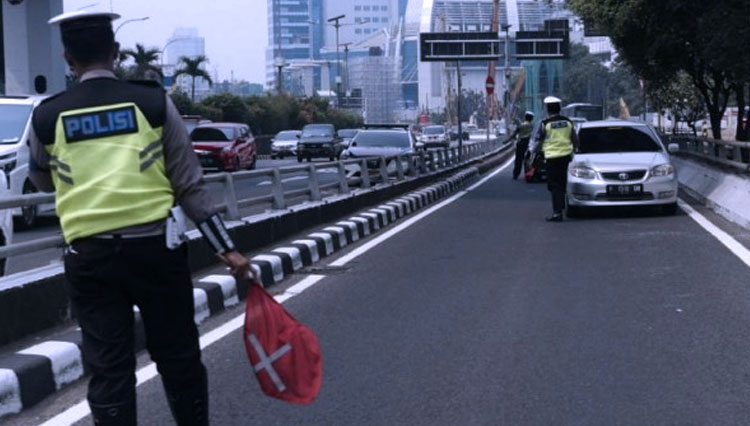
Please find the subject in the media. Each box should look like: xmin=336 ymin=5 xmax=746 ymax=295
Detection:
xmin=2 ymin=0 xmax=65 ymax=95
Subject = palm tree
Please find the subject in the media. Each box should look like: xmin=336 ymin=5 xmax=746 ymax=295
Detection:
xmin=120 ymin=44 xmax=163 ymax=80
xmin=173 ymin=56 xmax=213 ymax=102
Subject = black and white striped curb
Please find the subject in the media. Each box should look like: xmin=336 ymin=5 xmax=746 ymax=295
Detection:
xmin=0 ymin=167 xmax=479 ymax=419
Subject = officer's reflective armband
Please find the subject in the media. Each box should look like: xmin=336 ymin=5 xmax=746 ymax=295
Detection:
xmin=197 ymin=214 xmax=236 ymax=254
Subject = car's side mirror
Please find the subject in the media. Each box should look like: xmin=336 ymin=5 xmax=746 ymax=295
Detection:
xmin=351 ymin=141 xmax=357 ymax=147
xmin=296 ymin=134 xmax=301 ymax=139
xmin=667 ymin=143 xmax=679 ymax=153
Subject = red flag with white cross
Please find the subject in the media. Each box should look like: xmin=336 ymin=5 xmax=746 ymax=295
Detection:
xmin=243 ymin=280 xmax=322 ymax=404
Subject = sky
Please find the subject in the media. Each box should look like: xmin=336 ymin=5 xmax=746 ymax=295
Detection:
xmin=63 ymin=0 xmax=269 ymax=84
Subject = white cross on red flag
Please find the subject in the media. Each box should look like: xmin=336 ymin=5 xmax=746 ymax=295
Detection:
xmin=243 ymin=280 xmax=323 ymax=404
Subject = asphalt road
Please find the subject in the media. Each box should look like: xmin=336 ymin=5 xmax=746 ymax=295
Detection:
xmin=14 ymin=159 xmax=750 ymax=425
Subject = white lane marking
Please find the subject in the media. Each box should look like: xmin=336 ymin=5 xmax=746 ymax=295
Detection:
xmin=330 ymin=160 xmax=512 ymax=267
xmin=0 ymin=369 xmax=22 ymax=417
xmin=678 ymin=199 xmax=750 ymax=269
xmin=38 ymin=274 xmax=327 ymax=426
xmin=18 ymin=341 xmax=83 ymax=391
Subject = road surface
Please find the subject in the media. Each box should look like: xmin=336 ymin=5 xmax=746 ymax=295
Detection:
xmin=12 ymin=159 xmax=750 ymax=426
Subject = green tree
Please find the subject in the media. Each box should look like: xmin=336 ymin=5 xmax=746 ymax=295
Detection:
xmin=569 ymin=0 xmax=748 ymax=139
xmin=649 ymin=72 xmax=706 ymax=134
xmin=200 ymin=93 xmax=249 ymax=123
xmin=561 ymin=44 xmax=610 ymax=107
xmin=120 ymin=44 xmax=163 ymax=80
xmin=173 ymin=56 xmax=213 ymax=102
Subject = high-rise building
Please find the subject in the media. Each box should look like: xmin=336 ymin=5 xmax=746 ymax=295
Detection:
xmin=165 ymin=28 xmax=211 ymax=100
xmin=266 ymin=0 xmax=323 ymax=94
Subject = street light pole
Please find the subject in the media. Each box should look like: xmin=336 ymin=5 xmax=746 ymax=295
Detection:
xmin=502 ymin=24 xmax=512 ymax=134
xmin=327 ymin=14 xmax=345 ymax=106
xmin=114 ymin=17 xmax=150 ymax=36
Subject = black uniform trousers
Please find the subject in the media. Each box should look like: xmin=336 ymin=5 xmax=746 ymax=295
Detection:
xmin=545 ymin=155 xmax=572 ymax=214
xmin=64 ymin=235 xmax=206 ymax=409
xmin=513 ymin=137 xmax=530 ymax=178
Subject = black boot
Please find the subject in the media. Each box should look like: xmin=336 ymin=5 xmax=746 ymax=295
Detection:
xmin=90 ymin=399 xmax=137 ymax=426
xmin=545 ymin=212 xmax=563 ymax=222
xmin=164 ymin=369 xmax=209 ymax=426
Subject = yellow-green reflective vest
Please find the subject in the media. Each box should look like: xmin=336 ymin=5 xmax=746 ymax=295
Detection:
xmin=543 ymin=118 xmax=574 ymax=159
xmin=45 ymin=102 xmax=174 ymax=243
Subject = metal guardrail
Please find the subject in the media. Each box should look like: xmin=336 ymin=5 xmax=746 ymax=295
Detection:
xmin=663 ymin=134 xmax=750 ymax=172
xmin=0 ymin=139 xmax=505 ymax=263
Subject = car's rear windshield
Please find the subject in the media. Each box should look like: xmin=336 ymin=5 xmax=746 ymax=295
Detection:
xmin=338 ymin=129 xmax=358 ymax=138
xmin=578 ymin=126 xmax=661 ymax=153
xmin=275 ymin=131 xmax=299 ymax=141
xmin=0 ymin=104 xmax=32 ymax=144
xmin=423 ymin=126 xmax=444 ymax=135
xmin=302 ymin=125 xmax=334 ymax=137
xmin=191 ymin=127 xmax=234 ymax=142
xmin=354 ymin=131 xmax=410 ymax=148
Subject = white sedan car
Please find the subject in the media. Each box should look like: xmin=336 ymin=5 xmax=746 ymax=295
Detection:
xmin=566 ymin=120 xmax=679 ymax=217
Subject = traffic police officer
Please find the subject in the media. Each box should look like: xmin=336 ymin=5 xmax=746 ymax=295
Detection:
xmin=511 ymin=111 xmax=535 ymax=180
xmin=29 ymin=11 xmax=251 ymax=425
xmin=530 ymin=96 xmax=577 ymax=221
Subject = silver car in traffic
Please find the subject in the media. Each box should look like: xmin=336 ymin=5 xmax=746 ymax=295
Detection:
xmin=566 ymin=120 xmax=680 ymax=216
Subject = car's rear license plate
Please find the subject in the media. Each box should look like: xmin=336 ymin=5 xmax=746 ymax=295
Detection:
xmin=607 ymin=184 xmax=643 ymax=195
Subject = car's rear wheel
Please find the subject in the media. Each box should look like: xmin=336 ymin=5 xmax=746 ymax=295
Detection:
xmin=17 ymin=179 xmax=38 ymax=230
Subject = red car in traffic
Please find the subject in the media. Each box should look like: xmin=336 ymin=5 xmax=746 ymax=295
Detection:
xmin=191 ymin=123 xmax=257 ymax=172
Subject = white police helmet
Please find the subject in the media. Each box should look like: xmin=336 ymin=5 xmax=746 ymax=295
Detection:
xmin=48 ymin=10 xmax=120 ymax=29
xmin=543 ymin=96 xmax=562 ymax=105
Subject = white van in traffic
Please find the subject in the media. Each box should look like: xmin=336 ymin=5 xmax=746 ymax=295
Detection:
xmin=0 ymin=95 xmax=54 ymax=228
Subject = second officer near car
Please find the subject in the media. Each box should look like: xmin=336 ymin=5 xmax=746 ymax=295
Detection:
xmin=511 ymin=111 xmax=535 ymax=180
xmin=28 ymin=10 xmax=251 ymax=426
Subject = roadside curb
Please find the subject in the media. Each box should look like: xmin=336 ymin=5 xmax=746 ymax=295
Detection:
xmin=0 ymin=147 xmax=513 ymax=419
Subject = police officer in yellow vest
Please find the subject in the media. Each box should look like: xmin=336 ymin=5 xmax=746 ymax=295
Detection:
xmin=511 ymin=111 xmax=535 ymax=180
xmin=532 ymin=96 xmax=577 ymax=221
xmin=29 ymin=11 xmax=251 ymax=425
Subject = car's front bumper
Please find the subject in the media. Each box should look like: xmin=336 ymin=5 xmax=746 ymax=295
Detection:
xmin=272 ymin=145 xmax=297 ymax=156
xmin=567 ymin=174 xmax=678 ymax=207
xmin=298 ymin=144 xmax=336 ymax=157
xmin=196 ymin=152 xmax=230 ymax=171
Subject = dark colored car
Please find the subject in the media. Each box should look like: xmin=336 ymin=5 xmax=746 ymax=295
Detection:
xmin=191 ymin=123 xmax=257 ymax=172
xmin=298 ymin=124 xmax=341 ymax=162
